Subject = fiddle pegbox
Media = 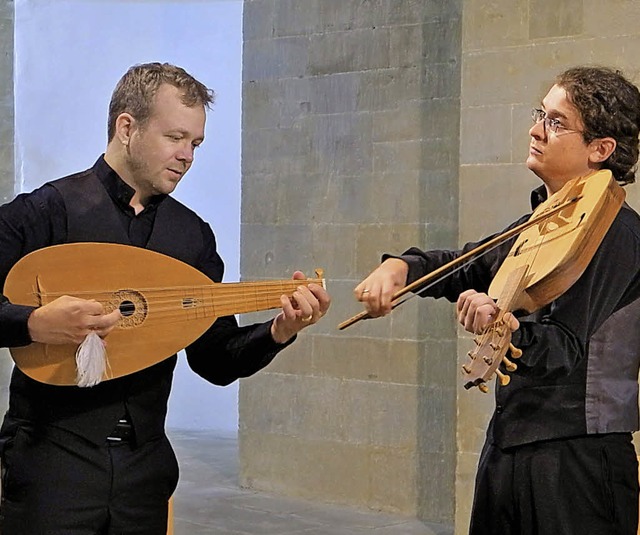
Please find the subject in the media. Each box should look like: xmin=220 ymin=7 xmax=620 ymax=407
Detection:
xmin=462 ymin=311 xmax=522 ymax=392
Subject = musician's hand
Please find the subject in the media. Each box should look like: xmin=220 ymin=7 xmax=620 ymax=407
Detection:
xmin=456 ymin=290 xmax=519 ymax=334
xmin=354 ymin=258 xmax=409 ymax=317
xmin=270 ymin=271 xmax=331 ymax=344
xmin=27 ymin=295 xmax=122 ymax=345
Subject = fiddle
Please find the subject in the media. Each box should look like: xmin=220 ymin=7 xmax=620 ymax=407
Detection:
xmin=339 ymin=169 xmax=625 ymax=392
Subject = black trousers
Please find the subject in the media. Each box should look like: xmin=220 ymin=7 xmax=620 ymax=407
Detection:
xmin=469 ymin=433 xmax=639 ymax=535
xmin=0 ymin=427 xmax=179 ymax=535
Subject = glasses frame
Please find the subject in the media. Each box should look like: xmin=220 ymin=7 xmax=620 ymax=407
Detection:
xmin=531 ymin=108 xmax=582 ymax=136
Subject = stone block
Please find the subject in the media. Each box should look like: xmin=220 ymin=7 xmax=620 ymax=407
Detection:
xmin=583 ymin=0 xmax=640 ymax=37
xmin=239 ymin=430 xmax=420 ymax=514
xmin=420 ymin=169 xmax=459 ymax=230
xmin=243 ymin=36 xmax=309 ymax=81
xmin=357 ymin=66 xmax=423 ymax=112
xmin=421 ymin=341 xmax=457 ymax=384
xmin=240 ymin=223 xmax=314 ymax=279
xmin=309 ymin=28 xmax=390 ymax=76
xmin=310 ymin=72 xmax=360 ymax=115
xmin=273 ymin=0 xmax=319 ymax=37
xmin=460 ymin=105 xmax=512 ymax=165
xmin=243 ymin=0 xmax=275 ymax=41
xmin=417 ymin=450 xmax=456 ymax=523
xmin=458 ymin=163 xmax=539 ymax=243
xmin=462 ymin=0 xmax=528 ymax=50
xmin=310 ymin=224 xmax=358 ymax=279
xmin=386 ymin=0 xmax=462 ymax=25
xmin=313 ymin=336 xmax=428 ymax=386
xmin=423 ymin=61 xmax=462 ymax=100
xmin=529 ymin=0 xmax=583 ymax=39
xmin=242 ymin=77 xmax=311 ymax=130
xmin=311 ymin=113 xmax=373 ymax=176
xmin=369 ymin=445 xmax=419 ymax=513
xmin=240 ymin=172 xmax=280 ymax=225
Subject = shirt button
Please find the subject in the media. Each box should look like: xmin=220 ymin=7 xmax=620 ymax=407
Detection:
xmin=496 ymin=404 xmax=504 ymax=414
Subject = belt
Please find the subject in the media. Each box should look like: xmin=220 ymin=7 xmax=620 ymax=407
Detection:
xmin=106 ymin=418 xmax=134 ymax=444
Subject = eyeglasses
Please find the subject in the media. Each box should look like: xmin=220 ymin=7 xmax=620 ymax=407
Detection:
xmin=531 ymin=108 xmax=581 ymax=135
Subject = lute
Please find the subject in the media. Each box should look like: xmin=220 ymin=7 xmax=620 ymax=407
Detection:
xmin=4 ymin=242 xmax=325 ymax=386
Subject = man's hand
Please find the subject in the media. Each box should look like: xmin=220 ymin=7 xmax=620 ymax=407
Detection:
xmin=27 ymin=295 xmax=122 ymax=345
xmin=456 ymin=290 xmax=519 ymax=334
xmin=270 ymin=271 xmax=331 ymax=344
xmin=353 ymin=258 xmax=409 ymax=317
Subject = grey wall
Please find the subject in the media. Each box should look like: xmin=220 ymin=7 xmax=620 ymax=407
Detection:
xmin=239 ymin=0 xmax=462 ymax=526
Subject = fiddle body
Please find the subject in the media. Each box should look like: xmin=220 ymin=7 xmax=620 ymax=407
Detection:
xmin=462 ymin=169 xmax=625 ymax=390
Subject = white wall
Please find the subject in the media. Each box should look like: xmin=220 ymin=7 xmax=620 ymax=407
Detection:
xmin=15 ymin=0 xmax=243 ymax=433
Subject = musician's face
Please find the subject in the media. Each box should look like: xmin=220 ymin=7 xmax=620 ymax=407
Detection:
xmin=125 ymin=83 xmax=205 ymax=199
xmin=526 ymin=84 xmax=604 ymax=193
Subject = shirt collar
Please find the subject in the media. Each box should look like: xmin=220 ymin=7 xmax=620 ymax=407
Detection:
xmin=530 ymin=185 xmax=548 ymax=210
xmin=93 ymin=155 xmax=167 ymax=212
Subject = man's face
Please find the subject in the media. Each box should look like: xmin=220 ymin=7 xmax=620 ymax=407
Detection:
xmin=125 ymin=83 xmax=205 ymax=198
xmin=527 ymin=84 xmax=600 ymax=193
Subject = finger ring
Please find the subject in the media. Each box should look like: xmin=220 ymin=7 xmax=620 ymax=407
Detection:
xmin=362 ymin=289 xmax=370 ymax=294
xmin=301 ymin=315 xmax=313 ymax=323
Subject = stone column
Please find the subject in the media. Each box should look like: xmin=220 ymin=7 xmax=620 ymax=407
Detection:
xmin=239 ymin=0 xmax=461 ymax=526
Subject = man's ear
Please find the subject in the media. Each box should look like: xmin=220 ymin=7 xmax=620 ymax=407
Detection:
xmin=114 ymin=113 xmax=136 ymax=147
xmin=589 ymin=137 xmax=617 ymax=164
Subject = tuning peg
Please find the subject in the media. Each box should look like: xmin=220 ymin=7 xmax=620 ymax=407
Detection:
xmin=496 ymin=369 xmax=510 ymax=386
xmin=502 ymin=356 xmax=517 ymax=372
xmin=478 ymin=383 xmax=489 ymax=394
xmin=462 ymin=363 xmax=471 ymax=374
xmin=509 ymin=343 xmax=522 ymax=358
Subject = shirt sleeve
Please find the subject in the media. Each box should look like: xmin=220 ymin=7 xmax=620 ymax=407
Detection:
xmin=0 ymin=185 xmax=65 ymax=348
xmin=184 ymin=221 xmax=294 ymax=386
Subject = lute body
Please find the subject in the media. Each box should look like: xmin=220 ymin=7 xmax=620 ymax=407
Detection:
xmin=4 ymin=243 xmax=325 ymax=386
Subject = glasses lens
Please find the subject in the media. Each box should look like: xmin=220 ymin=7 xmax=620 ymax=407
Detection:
xmin=532 ymin=108 xmax=544 ymax=123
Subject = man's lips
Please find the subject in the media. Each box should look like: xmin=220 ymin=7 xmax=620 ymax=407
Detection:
xmin=529 ymin=145 xmax=543 ymax=156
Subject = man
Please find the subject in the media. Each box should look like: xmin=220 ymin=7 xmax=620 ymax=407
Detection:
xmin=0 ymin=62 xmax=330 ymax=534
xmin=355 ymin=66 xmax=640 ymax=534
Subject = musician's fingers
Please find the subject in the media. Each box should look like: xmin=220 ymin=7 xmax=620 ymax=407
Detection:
xmin=308 ymin=283 xmax=331 ymax=316
xmin=456 ymin=290 xmax=477 ymax=326
xmin=292 ymin=270 xmax=306 ymax=281
xmin=458 ymin=292 xmax=497 ymax=334
xmin=292 ymin=285 xmax=319 ymax=321
xmin=470 ymin=303 xmax=497 ymax=334
xmin=503 ymin=312 xmax=520 ymax=332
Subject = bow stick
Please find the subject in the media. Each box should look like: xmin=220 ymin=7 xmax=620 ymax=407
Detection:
xmin=338 ymin=195 xmax=581 ymax=330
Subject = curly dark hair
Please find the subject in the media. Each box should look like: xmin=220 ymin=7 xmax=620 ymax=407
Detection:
xmin=556 ymin=66 xmax=640 ymax=185
xmin=107 ymin=62 xmax=215 ymax=142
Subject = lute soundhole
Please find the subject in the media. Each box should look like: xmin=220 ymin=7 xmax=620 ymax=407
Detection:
xmin=110 ymin=289 xmax=148 ymax=328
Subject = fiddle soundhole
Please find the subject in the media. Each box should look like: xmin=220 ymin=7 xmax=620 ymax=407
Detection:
xmin=110 ymin=289 xmax=148 ymax=328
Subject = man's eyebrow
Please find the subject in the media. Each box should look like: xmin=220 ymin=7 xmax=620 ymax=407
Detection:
xmin=540 ymin=103 xmax=570 ymax=120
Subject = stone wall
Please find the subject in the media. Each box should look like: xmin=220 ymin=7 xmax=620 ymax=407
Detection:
xmin=239 ymin=0 xmax=462 ymax=527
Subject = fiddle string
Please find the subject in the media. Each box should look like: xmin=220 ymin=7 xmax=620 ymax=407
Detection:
xmin=388 ymin=237 xmax=517 ymax=311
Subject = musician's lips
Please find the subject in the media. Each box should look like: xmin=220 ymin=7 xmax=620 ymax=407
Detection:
xmin=530 ymin=144 xmax=543 ymax=156
xmin=167 ymin=168 xmax=184 ymax=179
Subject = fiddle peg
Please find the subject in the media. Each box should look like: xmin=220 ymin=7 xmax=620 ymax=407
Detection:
xmin=478 ymin=383 xmax=489 ymax=394
xmin=502 ymin=356 xmax=517 ymax=372
xmin=509 ymin=343 xmax=522 ymax=358
xmin=496 ymin=369 xmax=511 ymax=386
xmin=462 ymin=363 xmax=471 ymax=374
